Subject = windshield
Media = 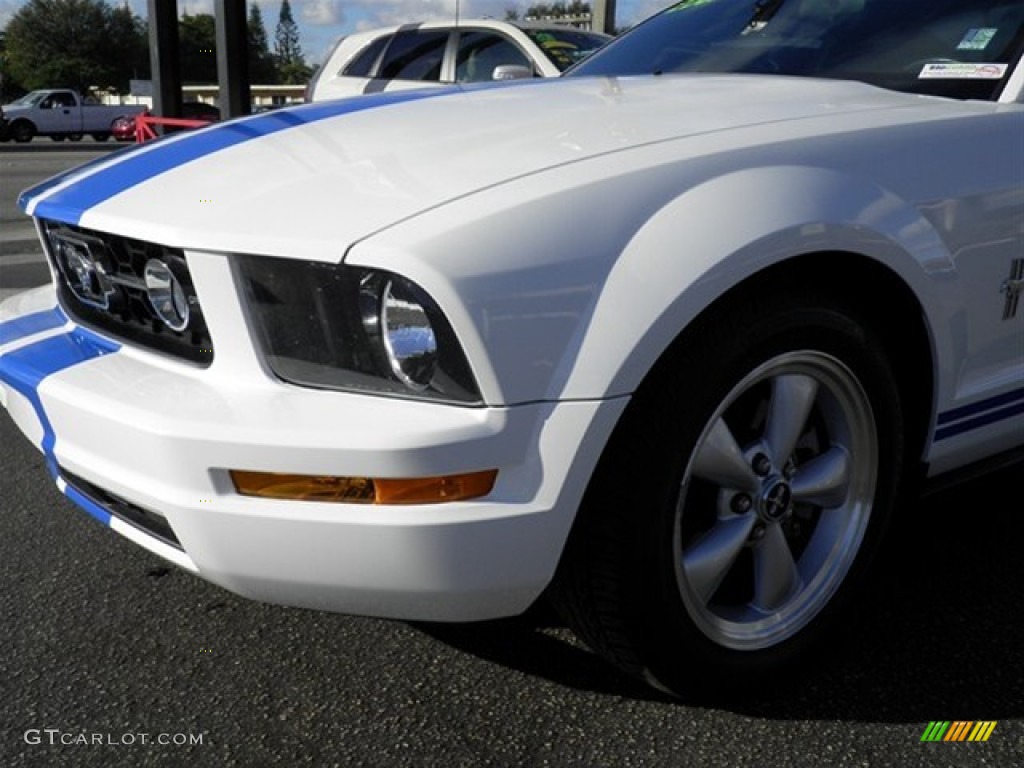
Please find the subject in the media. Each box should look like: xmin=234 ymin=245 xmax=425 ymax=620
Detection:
xmin=570 ymin=0 xmax=1024 ymax=100
xmin=8 ymin=91 xmax=48 ymax=107
xmin=524 ymin=28 xmax=612 ymax=71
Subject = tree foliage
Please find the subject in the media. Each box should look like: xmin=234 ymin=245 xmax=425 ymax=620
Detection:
xmin=1 ymin=0 xmax=308 ymax=95
xmin=0 ymin=29 xmax=24 ymax=101
xmin=178 ymin=13 xmax=217 ymax=84
xmin=248 ymin=4 xmax=277 ymax=84
xmin=3 ymin=0 xmax=147 ymax=94
xmin=524 ymin=2 xmax=592 ymax=17
xmin=274 ymin=0 xmax=310 ymax=84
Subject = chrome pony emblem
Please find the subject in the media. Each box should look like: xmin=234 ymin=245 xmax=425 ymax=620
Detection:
xmin=49 ymin=231 xmax=116 ymax=309
xmin=759 ymin=479 xmax=792 ymax=522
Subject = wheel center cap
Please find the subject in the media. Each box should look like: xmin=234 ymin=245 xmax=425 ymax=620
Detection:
xmin=759 ymin=478 xmax=792 ymax=522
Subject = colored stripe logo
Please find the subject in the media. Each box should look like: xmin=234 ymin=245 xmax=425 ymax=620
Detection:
xmin=920 ymin=721 xmax=997 ymax=742
xmin=935 ymin=386 xmax=1024 ymax=441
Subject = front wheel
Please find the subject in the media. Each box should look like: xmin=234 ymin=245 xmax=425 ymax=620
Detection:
xmin=553 ymin=291 xmax=905 ymax=697
xmin=10 ymin=121 xmax=35 ymax=143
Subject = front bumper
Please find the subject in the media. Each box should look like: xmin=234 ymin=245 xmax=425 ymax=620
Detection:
xmin=0 ymin=285 xmax=626 ymax=621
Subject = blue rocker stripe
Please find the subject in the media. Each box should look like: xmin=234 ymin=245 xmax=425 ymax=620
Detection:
xmin=936 ymin=386 xmax=1024 ymax=424
xmin=934 ymin=386 xmax=1024 ymax=441
xmin=935 ymin=400 xmax=1024 ymax=441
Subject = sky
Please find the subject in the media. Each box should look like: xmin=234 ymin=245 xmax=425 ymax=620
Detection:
xmin=0 ymin=0 xmax=671 ymax=67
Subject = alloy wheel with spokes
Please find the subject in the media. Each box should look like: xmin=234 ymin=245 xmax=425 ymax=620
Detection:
xmin=676 ymin=351 xmax=877 ymax=650
xmin=552 ymin=294 xmax=905 ymax=697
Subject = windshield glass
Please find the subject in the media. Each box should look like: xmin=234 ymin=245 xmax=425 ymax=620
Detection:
xmin=570 ymin=0 xmax=1024 ymax=100
xmin=8 ymin=91 xmax=48 ymax=107
xmin=524 ymin=28 xmax=612 ymax=71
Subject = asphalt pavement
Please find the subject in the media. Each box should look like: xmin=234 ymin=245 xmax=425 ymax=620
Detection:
xmin=0 ymin=141 xmax=122 ymax=301
xmin=1 ymin=410 xmax=1022 ymax=767
xmin=1 ymin=142 xmax=1022 ymax=768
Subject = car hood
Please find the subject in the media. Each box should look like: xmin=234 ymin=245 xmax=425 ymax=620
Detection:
xmin=22 ymin=76 xmax=931 ymax=261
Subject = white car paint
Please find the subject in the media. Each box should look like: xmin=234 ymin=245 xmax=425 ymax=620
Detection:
xmin=1 ymin=9 xmax=1022 ymax=633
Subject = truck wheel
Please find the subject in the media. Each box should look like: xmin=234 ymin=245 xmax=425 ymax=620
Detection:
xmin=91 ymin=133 xmax=110 ymax=142
xmin=51 ymin=134 xmax=66 ymax=142
xmin=68 ymin=133 xmax=83 ymax=142
xmin=10 ymin=121 xmax=35 ymax=143
xmin=552 ymin=289 xmax=905 ymax=698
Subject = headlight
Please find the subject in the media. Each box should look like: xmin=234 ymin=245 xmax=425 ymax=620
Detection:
xmin=238 ymin=255 xmax=480 ymax=404
xmin=360 ymin=273 xmax=438 ymax=391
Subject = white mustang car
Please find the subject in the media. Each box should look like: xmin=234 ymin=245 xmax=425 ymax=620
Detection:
xmin=1 ymin=0 xmax=1021 ymax=696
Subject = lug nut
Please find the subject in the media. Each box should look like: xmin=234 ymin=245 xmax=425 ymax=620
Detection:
xmin=752 ymin=453 xmax=772 ymax=476
xmin=783 ymin=460 xmax=797 ymax=479
xmin=731 ymin=493 xmax=753 ymax=514
xmin=751 ymin=523 xmax=766 ymax=540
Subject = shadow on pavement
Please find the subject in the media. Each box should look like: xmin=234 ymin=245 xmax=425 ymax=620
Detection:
xmin=415 ymin=463 xmax=1024 ymax=719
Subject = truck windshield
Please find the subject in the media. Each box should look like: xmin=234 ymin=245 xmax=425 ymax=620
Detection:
xmin=569 ymin=0 xmax=1024 ymax=101
xmin=8 ymin=91 xmax=48 ymax=107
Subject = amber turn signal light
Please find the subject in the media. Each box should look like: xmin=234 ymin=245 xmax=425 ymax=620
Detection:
xmin=230 ymin=469 xmax=498 ymax=505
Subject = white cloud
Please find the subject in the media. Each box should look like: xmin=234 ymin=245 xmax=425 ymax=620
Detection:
xmin=299 ymin=0 xmax=345 ymax=26
xmin=177 ymin=0 xmax=215 ymax=15
xmin=322 ymin=1 xmax=529 ymax=30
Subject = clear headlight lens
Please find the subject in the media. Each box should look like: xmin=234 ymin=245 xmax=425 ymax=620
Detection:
xmin=238 ymin=255 xmax=480 ymax=404
xmin=361 ymin=273 xmax=438 ymax=391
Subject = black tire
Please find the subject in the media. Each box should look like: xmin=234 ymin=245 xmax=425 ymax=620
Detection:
xmin=51 ymin=134 xmax=66 ymax=142
xmin=10 ymin=120 xmax=35 ymax=143
xmin=91 ymin=132 xmax=110 ymax=142
xmin=68 ymin=133 xmax=83 ymax=142
xmin=552 ymin=287 xmax=905 ymax=698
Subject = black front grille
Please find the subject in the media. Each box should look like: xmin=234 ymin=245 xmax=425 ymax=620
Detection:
xmin=61 ymin=468 xmax=183 ymax=551
xmin=41 ymin=220 xmax=213 ymax=365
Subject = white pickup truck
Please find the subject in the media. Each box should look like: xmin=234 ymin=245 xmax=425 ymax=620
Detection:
xmin=0 ymin=89 xmax=146 ymax=143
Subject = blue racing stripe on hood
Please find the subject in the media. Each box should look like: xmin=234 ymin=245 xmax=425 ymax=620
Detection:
xmin=16 ymin=143 xmax=145 ymax=212
xmin=24 ymin=88 xmax=460 ymax=226
xmin=0 ymin=326 xmax=119 ymax=477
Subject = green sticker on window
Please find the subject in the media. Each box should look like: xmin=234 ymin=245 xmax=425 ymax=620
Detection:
xmin=957 ymin=28 xmax=997 ymax=51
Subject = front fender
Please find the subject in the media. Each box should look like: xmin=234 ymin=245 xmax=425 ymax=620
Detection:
xmin=350 ymin=162 xmax=954 ymax=408
xmin=563 ymin=165 xmax=954 ymax=401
